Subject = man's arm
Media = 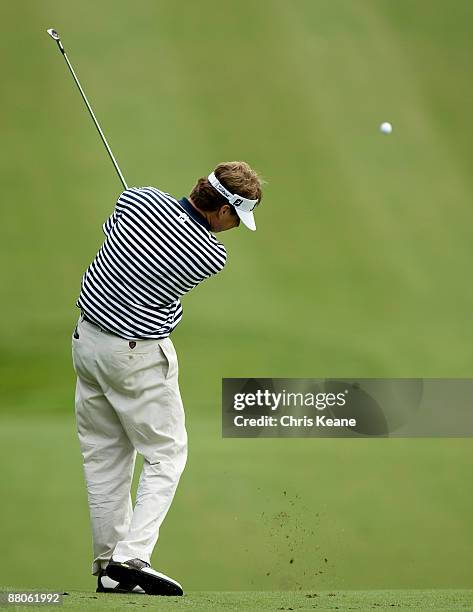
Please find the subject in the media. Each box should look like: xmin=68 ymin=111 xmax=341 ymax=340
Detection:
xmin=102 ymin=189 xmax=134 ymax=236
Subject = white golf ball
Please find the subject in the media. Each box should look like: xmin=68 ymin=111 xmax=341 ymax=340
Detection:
xmin=380 ymin=121 xmax=393 ymax=134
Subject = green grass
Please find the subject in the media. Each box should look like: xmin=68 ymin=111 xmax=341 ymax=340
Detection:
xmin=0 ymin=0 xmax=472 ymax=598
xmin=1 ymin=416 xmax=472 ymax=592
xmin=1 ymin=589 xmax=472 ymax=611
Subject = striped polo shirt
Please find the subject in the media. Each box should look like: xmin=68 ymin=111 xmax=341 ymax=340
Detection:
xmin=76 ymin=187 xmax=227 ymax=340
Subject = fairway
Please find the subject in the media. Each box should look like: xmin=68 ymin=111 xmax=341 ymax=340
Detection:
xmin=1 ymin=590 xmax=473 ymax=611
xmin=1 ymin=0 xmax=472 ymax=603
xmin=1 ymin=416 xmax=471 ymax=592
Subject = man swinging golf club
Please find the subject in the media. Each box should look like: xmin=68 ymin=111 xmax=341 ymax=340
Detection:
xmin=45 ymin=28 xmax=264 ymax=596
xmin=72 ymin=164 xmax=262 ymax=596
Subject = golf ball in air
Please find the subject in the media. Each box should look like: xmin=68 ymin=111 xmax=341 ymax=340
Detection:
xmin=380 ymin=122 xmax=393 ymax=134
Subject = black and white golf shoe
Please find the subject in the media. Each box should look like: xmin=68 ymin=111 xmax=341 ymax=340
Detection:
xmin=106 ymin=558 xmax=183 ymax=596
xmin=96 ymin=568 xmax=145 ymax=594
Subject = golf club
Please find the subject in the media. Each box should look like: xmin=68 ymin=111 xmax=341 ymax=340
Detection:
xmin=46 ymin=28 xmax=128 ymax=190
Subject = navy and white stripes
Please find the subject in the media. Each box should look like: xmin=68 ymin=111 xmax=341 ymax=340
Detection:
xmin=76 ymin=187 xmax=227 ymax=339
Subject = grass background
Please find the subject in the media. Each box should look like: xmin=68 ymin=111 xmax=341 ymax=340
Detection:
xmin=3 ymin=590 xmax=473 ymax=611
xmin=0 ymin=0 xmax=472 ymax=597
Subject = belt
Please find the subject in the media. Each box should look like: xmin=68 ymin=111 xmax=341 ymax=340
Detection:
xmin=81 ymin=313 xmax=142 ymax=349
xmin=81 ymin=313 xmax=119 ymax=336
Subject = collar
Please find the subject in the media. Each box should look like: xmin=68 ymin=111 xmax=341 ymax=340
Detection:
xmin=178 ymin=197 xmax=211 ymax=230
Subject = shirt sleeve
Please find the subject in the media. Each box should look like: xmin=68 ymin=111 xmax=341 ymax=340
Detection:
xmin=102 ymin=189 xmax=135 ymax=236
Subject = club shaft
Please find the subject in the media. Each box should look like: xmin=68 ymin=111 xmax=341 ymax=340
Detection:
xmin=56 ymin=41 xmax=128 ymax=190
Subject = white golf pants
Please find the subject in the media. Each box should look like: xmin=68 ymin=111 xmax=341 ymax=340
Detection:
xmin=71 ymin=314 xmax=187 ymax=576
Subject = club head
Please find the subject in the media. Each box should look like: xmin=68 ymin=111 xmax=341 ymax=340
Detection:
xmin=47 ymin=28 xmax=60 ymax=41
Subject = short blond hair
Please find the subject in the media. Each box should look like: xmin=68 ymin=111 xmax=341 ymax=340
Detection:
xmin=190 ymin=161 xmax=263 ymax=213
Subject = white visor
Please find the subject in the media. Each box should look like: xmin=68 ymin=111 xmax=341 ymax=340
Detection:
xmin=208 ymin=172 xmax=258 ymax=231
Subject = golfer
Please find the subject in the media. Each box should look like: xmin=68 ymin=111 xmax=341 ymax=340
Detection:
xmin=71 ymin=161 xmax=263 ymax=596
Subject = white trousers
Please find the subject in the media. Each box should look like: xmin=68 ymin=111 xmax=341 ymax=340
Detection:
xmin=71 ymin=314 xmax=187 ymax=576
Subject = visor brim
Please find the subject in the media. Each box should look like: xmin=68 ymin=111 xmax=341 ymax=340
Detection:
xmin=235 ymin=208 xmax=256 ymax=231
